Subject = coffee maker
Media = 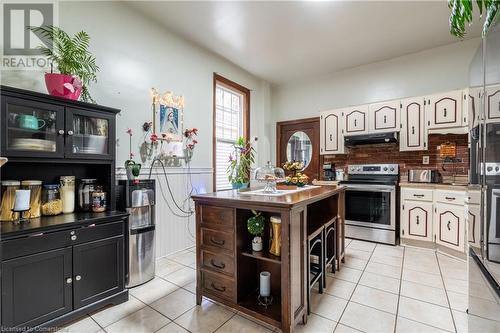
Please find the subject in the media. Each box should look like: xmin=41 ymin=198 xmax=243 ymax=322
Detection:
xmin=322 ymin=162 xmax=336 ymax=181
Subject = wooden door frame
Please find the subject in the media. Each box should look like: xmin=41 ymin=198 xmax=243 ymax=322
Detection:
xmin=276 ymin=117 xmax=320 ymax=179
xmin=213 ymin=73 xmax=250 ymax=191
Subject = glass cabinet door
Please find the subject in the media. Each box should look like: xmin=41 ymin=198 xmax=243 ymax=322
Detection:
xmin=1 ymin=97 xmax=65 ymax=157
xmin=65 ymin=108 xmax=114 ymax=159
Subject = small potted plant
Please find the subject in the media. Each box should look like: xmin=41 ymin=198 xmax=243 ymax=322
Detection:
xmin=247 ymin=210 xmax=265 ymax=251
xmin=227 ymin=137 xmax=255 ymax=190
xmin=29 ymin=25 xmax=99 ymax=102
xmin=125 ymin=128 xmax=141 ymax=180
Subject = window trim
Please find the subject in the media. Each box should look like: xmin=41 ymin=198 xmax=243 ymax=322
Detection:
xmin=213 ymin=73 xmax=250 ymax=191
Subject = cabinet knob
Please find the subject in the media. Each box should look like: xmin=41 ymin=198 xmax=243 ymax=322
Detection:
xmin=71 ymin=235 xmax=77 ymax=241
xmin=70 ymin=231 xmax=75 ymax=235
xmin=66 ymin=278 xmax=73 ymax=284
xmin=75 ymin=275 xmax=82 ymax=281
xmin=58 ymin=129 xmax=65 ymax=135
xmin=67 ymin=130 xmax=74 ymax=136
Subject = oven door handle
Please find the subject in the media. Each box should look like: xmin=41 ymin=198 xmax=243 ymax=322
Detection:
xmin=345 ymin=185 xmax=395 ymax=192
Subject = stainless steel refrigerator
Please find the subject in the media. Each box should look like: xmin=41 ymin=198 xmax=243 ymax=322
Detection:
xmin=467 ymin=14 xmax=500 ymax=332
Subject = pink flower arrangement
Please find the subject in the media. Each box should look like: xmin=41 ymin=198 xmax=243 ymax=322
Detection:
xmin=150 ymin=133 xmax=158 ymax=143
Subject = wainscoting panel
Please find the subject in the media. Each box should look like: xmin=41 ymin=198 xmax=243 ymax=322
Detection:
xmin=117 ymin=167 xmax=213 ymax=258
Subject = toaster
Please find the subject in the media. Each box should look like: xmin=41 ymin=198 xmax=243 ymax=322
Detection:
xmin=408 ymin=169 xmax=441 ymax=183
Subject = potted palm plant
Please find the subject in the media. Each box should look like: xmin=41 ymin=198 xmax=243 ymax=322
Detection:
xmin=227 ymin=137 xmax=255 ymax=190
xmin=29 ymin=25 xmax=99 ymax=103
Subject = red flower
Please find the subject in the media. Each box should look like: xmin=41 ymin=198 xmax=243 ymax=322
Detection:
xmin=192 ymin=140 xmax=198 ymax=144
xmin=126 ymin=128 xmax=132 ymax=136
xmin=150 ymin=134 xmax=158 ymax=142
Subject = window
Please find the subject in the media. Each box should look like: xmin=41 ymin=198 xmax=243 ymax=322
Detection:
xmin=213 ymin=74 xmax=250 ymax=191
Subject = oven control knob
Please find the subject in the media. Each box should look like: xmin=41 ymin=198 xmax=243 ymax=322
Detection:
xmin=390 ymin=167 xmax=394 ymax=171
xmin=383 ymin=167 xmax=388 ymax=171
xmin=496 ymin=167 xmax=499 ymax=172
xmin=488 ymin=166 xmax=493 ymax=172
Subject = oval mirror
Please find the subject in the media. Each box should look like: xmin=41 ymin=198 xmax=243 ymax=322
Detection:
xmin=286 ymin=131 xmax=312 ymax=170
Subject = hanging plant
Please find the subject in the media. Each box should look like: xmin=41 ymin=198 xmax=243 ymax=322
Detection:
xmin=448 ymin=0 xmax=500 ymax=38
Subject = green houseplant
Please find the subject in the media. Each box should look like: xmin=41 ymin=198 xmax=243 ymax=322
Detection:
xmin=449 ymin=0 xmax=500 ymax=38
xmin=247 ymin=210 xmax=265 ymax=251
xmin=227 ymin=137 xmax=255 ymax=189
xmin=29 ymin=25 xmax=99 ymax=103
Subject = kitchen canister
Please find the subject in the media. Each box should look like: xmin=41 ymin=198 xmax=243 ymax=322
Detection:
xmin=60 ymin=176 xmax=75 ymax=213
xmin=0 ymin=180 xmax=20 ymax=221
xmin=78 ymin=178 xmax=97 ymax=212
xmin=21 ymin=180 xmax=42 ymax=218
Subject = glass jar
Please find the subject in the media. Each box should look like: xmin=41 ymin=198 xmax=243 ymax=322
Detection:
xmin=41 ymin=184 xmax=63 ymax=216
xmin=21 ymin=180 xmax=42 ymax=219
xmin=0 ymin=180 xmax=20 ymax=221
xmin=60 ymin=176 xmax=75 ymax=214
xmin=78 ymin=179 xmax=97 ymax=212
xmin=91 ymin=186 xmax=107 ymax=213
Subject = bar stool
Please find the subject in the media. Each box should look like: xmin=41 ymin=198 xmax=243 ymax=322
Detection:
xmin=323 ymin=217 xmax=337 ymax=286
xmin=307 ymin=225 xmax=324 ymax=315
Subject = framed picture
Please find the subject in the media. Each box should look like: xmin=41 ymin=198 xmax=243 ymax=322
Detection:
xmin=159 ymin=104 xmax=183 ymax=142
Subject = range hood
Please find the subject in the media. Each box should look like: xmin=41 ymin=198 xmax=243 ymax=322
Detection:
xmin=344 ymin=132 xmax=398 ymax=146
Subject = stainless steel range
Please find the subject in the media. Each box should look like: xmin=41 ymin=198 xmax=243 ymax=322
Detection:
xmin=341 ymin=164 xmax=399 ymax=245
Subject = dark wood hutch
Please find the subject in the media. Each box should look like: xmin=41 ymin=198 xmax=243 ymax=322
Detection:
xmin=0 ymin=86 xmax=128 ymax=330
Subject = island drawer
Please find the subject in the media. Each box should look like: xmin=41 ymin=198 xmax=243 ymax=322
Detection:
xmin=200 ymin=205 xmax=234 ymax=229
xmin=201 ymin=228 xmax=234 ymax=254
xmin=201 ymin=249 xmax=234 ymax=276
xmin=201 ymin=270 xmax=236 ymax=302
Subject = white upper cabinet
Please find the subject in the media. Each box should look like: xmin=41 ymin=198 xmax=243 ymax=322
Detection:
xmin=485 ymin=84 xmax=500 ymax=123
xmin=466 ymin=87 xmax=482 ymax=129
xmin=344 ymin=105 xmax=369 ymax=136
xmin=426 ymin=90 xmax=463 ymax=129
xmin=368 ymin=100 xmax=400 ymax=133
xmin=400 ymin=97 xmax=427 ymax=151
xmin=320 ymin=109 xmax=344 ymax=155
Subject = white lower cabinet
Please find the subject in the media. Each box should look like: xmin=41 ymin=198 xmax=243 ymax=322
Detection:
xmin=400 ymin=187 xmax=466 ymax=253
xmin=467 ymin=203 xmax=481 ymax=248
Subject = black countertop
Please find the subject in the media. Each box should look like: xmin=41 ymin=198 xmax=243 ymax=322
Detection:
xmin=1 ymin=211 xmax=129 ymax=239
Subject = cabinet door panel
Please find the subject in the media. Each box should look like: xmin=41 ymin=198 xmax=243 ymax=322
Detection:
xmin=486 ymin=85 xmax=500 ymax=123
xmin=467 ymin=88 xmax=481 ymax=129
xmin=320 ymin=109 xmax=344 ymax=155
xmin=73 ymin=236 xmax=124 ymax=309
xmin=1 ymin=247 xmax=72 ymax=328
xmin=427 ymin=90 xmax=463 ymax=129
xmin=468 ymin=204 xmax=481 ymax=248
xmin=435 ymin=203 xmax=465 ymax=252
xmin=400 ymin=97 xmax=426 ymax=151
xmin=344 ymin=105 xmax=368 ymax=136
xmin=369 ymin=101 xmax=399 ymax=133
xmin=402 ymin=201 xmax=433 ymax=242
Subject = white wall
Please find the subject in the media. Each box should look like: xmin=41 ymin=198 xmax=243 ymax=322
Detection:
xmin=270 ymin=38 xmax=481 ymax=161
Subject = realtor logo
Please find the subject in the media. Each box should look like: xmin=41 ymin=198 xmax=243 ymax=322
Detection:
xmin=2 ymin=2 xmax=57 ymax=69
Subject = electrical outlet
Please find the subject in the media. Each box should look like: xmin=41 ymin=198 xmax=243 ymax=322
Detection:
xmin=422 ymin=156 xmax=430 ymax=165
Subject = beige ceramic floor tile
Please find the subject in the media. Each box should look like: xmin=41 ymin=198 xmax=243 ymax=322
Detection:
xmin=164 ymin=267 xmax=196 ymax=287
xmin=403 ymin=258 xmax=441 ymax=275
xmin=452 ymin=309 xmax=468 ymax=333
xmin=365 ymin=261 xmax=402 ymax=279
xmin=370 ymin=253 xmax=403 ymax=268
xmin=374 ymin=245 xmax=404 ymax=259
xmin=447 ymin=291 xmax=468 ymax=312
xmin=183 ymin=281 xmax=196 ymax=294
xmin=398 ymin=296 xmax=454 ymax=332
xmin=454 ymin=311 xmax=500 ymax=333
xmin=310 ymin=292 xmax=348 ymax=322
xmin=334 ymin=324 xmax=363 ymax=333
xmin=329 ymin=266 xmax=363 ymax=283
xmin=348 ymin=240 xmax=376 ymax=252
xmin=105 ymin=307 xmax=170 ymax=333
xmin=91 ymin=296 xmax=145 ymax=327
xmin=345 ymin=248 xmax=372 ymax=261
xmin=468 ymin=295 xmax=500 ymax=322
xmin=216 ymin=315 xmax=272 ymax=333
xmin=156 ymin=258 xmax=185 ymax=277
xmin=150 ymin=288 xmax=197 ymax=320
xmin=174 ymin=299 xmax=235 ymax=333
xmin=59 ymin=316 xmax=102 ymax=333
xmin=395 ymin=316 xmax=449 ymax=333
xmin=443 ymin=277 xmax=468 ymax=295
xmin=294 ymin=314 xmax=336 ymax=333
xmin=342 ymin=257 xmax=368 ymax=270
xmin=350 ymin=285 xmax=399 ymax=314
xmin=400 ymin=280 xmax=448 ymax=307
xmin=358 ymin=271 xmax=400 ymax=294
xmin=402 ymin=268 xmax=444 ymax=289
xmin=340 ymin=302 xmax=395 ymax=333
xmin=156 ymin=322 xmax=190 ymax=333
xmin=323 ymin=276 xmax=356 ymax=300
xmin=130 ymin=277 xmax=179 ymax=304
xmin=168 ymin=249 xmax=196 ymax=266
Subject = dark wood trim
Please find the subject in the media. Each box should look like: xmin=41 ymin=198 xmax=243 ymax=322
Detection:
xmin=439 ymin=210 xmax=460 ymax=247
xmin=212 ymin=73 xmax=251 ymax=191
xmin=374 ymin=106 xmax=397 ymax=130
xmin=434 ymin=97 xmax=457 ymax=125
xmin=345 ymin=110 xmax=365 ymax=133
xmin=408 ymin=206 xmax=428 ymax=238
xmin=406 ymin=102 xmax=422 ymax=148
xmin=487 ymin=89 xmax=500 ymax=119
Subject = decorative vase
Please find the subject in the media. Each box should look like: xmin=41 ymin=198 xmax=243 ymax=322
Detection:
xmin=231 ymin=182 xmax=249 ymax=190
xmin=269 ymin=216 xmax=281 ymax=256
xmin=252 ymin=236 xmax=263 ymax=252
xmin=44 ymin=73 xmax=82 ymax=100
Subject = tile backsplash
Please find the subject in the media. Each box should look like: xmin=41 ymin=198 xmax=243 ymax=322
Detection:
xmin=323 ymin=134 xmax=469 ymax=179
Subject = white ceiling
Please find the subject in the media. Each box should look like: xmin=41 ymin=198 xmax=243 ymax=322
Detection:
xmin=128 ymin=1 xmax=482 ymax=85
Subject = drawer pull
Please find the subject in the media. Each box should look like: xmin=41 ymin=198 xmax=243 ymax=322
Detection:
xmin=210 ymin=237 xmax=225 ymax=246
xmin=71 ymin=235 xmax=77 ymax=241
xmin=413 ymin=194 xmax=424 ymax=198
xmin=447 ymin=221 xmax=451 ymax=231
xmin=210 ymin=259 xmax=226 ymax=269
xmin=66 ymin=278 xmax=73 ymax=284
xmin=211 ymin=282 xmax=226 ymax=292
xmin=445 ymin=197 xmax=456 ymax=201
xmin=75 ymin=275 xmax=82 ymax=281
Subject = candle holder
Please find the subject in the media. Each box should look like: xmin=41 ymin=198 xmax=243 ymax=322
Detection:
xmin=258 ymin=271 xmax=273 ymax=307
xmin=11 ymin=208 xmax=30 ymax=224
xmin=257 ymin=294 xmax=273 ymax=308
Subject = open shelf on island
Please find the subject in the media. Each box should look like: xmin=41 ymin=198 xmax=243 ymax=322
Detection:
xmin=241 ymin=250 xmax=281 ymax=264
xmin=238 ymin=289 xmax=281 ymax=327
